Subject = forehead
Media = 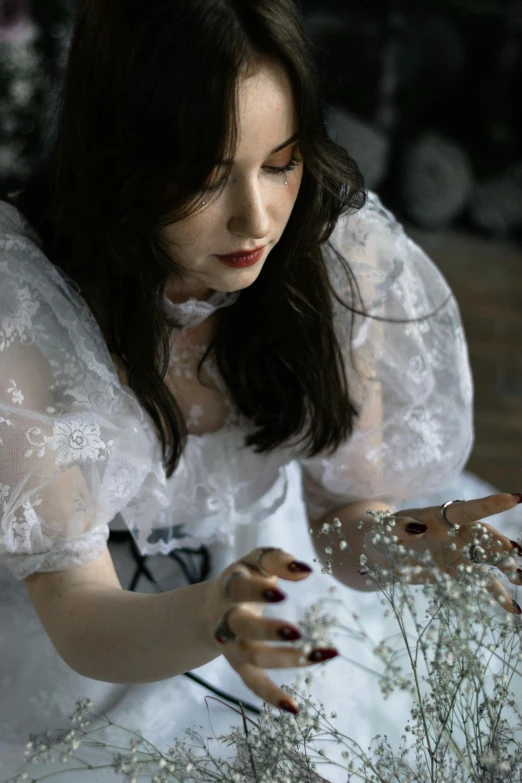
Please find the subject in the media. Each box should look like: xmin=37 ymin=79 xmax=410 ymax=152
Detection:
xmin=231 ymin=62 xmax=298 ymax=160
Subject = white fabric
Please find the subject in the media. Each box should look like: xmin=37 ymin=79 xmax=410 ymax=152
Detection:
xmin=0 ymin=192 xmax=473 ymax=582
xmin=163 ymin=288 xmax=240 ymax=329
xmin=0 ymin=191 xmax=512 ymax=783
xmin=1 ymin=465 xmax=521 ymax=783
xmin=300 ymin=195 xmax=474 ymax=520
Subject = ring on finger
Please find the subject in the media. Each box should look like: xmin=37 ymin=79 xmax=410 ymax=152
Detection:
xmin=440 ymin=499 xmax=465 ymax=530
xmin=223 ymin=570 xmax=244 ymax=599
xmin=214 ymin=606 xmax=238 ymax=644
xmin=469 ymin=544 xmax=486 ymax=564
xmin=255 ymin=547 xmax=283 ymax=577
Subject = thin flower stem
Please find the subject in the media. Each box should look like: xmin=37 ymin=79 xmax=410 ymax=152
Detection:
xmin=90 ymin=715 xmax=165 ymax=759
xmin=389 ymin=588 xmax=436 ymax=776
xmin=19 ymin=763 xmax=118 ymax=783
xmin=78 ymin=738 xmax=156 ymax=757
xmin=431 ymin=669 xmax=469 ymax=760
xmin=338 ymin=652 xmax=383 ymax=679
xmin=239 ymin=707 xmax=259 ymax=783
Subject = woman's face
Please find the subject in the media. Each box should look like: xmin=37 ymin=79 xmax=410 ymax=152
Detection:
xmin=161 ymin=60 xmax=303 ymax=303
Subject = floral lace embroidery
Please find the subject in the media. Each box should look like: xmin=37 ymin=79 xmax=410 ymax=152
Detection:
xmin=0 ymin=193 xmax=474 ymax=579
xmin=168 ymin=332 xmax=240 ymax=434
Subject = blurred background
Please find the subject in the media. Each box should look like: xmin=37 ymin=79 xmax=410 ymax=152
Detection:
xmin=0 ymin=0 xmax=521 ymax=489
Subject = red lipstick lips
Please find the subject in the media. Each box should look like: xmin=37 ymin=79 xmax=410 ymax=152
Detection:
xmin=216 ymin=246 xmax=266 ymax=268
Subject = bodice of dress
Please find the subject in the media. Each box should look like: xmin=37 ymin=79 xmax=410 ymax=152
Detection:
xmin=0 ymin=194 xmax=475 ymax=581
xmin=105 ymin=296 xmax=294 ymax=551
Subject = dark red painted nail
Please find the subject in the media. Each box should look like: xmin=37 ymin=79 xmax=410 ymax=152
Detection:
xmin=263 ymin=588 xmax=286 ymax=603
xmin=307 ymin=648 xmax=339 ymax=663
xmin=278 ymin=700 xmax=299 ymax=715
xmin=278 ymin=626 xmax=302 ymax=641
xmin=512 ymin=600 xmax=522 ymax=615
xmin=405 ymin=522 xmax=428 ymax=535
xmin=511 ymin=494 xmax=522 ymax=504
xmin=510 ymin=540 xmax=522 ymax=556
xmin=288 ymin=561 xmax=313 ymax=573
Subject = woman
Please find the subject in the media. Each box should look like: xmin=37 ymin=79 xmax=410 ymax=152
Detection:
xmin=0 ymin=0 xmax=521 ymax=780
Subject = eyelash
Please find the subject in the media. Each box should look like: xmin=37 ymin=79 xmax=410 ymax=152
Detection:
xmin=206 ymin=155 xmax=301 ymax=192
xmin=265 ymin=155 xmax=301 ymax=176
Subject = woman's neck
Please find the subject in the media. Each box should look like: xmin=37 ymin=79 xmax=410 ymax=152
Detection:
xmin=164 ymin=282 xmax=214 ymax=304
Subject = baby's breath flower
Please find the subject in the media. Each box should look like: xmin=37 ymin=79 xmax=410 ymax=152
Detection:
xmin=10 ymin=505 xmax=522 ymax=783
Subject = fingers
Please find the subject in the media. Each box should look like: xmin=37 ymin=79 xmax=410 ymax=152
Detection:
xmin=397 ymin=493 xmax=521 ymax=529
xmin=224 ymin=642 xmax=339 ymax=717
xmin=221 ymin=548 xmax=314 ymax=603
xmin=223 ymin=567 xmax=288 ymax=604
xmin=227 ymin=660 xmax=305 ymax=714
xmin=225 ymin=605 xmax=303 ymax=643
xmin=472 ymin=565 xmax=522 ymax=615
xmin=448 ymin=494 xmax=522 ymax=526
xmin=241 ymin=546 xmax=314 ymax=580
xmin=228 ymin=640 xmax=339 ymax=671
xmin=472 ymin=534 xmax=522 ymax=587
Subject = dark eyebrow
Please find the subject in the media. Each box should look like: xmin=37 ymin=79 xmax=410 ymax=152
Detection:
xmin=216 ymin=131 xmax=299 ymax=165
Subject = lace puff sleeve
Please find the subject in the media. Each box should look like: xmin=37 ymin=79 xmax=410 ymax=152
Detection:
xmin=0 ymin=203 xmax=163 ymax=580
xmin=299 ymin=192 xmax=474 ymax=522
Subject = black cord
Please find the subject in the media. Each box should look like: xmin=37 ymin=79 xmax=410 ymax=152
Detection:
xmin=108 ymin=529 xmax=263 ymax=716
xmin=183 ymin=672 xmax=262 ymax=716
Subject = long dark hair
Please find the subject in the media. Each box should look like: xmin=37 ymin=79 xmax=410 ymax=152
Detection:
xmin=10 ymin=0 xmax=367 ymax=478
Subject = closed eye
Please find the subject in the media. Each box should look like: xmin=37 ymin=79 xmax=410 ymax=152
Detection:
xmin=264 ymin=156 xmax=301 ymax=175
xmin=205 ymin=156 xmax=301 ymax=193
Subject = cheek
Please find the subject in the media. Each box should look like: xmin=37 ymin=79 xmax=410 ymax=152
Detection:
xmin=161 ymin=221 xmax=205 ymax=252
xmin=282 ymin=180 xmax=301 ymax=218
xmin=287 ymin=172 xmax=303 ymax=205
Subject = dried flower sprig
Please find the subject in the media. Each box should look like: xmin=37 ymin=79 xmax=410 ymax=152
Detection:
xmin=6 ymin=509 xmax=522 ymax=783
xmin=308 ymin=517 xmax=350 ymax=576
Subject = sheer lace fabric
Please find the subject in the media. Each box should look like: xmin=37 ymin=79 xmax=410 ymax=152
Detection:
xmin=162 ymin=288 xmax=240 ymax=329
xmin=0 ymin=192 xmax=473 ymax=580
xmin=299 ymin=196 xmax=474 ymax=520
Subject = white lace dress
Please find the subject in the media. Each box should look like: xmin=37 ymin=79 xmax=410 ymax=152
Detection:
xmin=0 ymin=194 xmax=520 ymax=782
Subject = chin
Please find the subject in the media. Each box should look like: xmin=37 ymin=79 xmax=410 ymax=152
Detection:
xmin=213 ymin=266 xmax=264 ymax=292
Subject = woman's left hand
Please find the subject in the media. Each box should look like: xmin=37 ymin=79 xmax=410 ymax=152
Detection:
xmin=379 ymin=493 xmax=522 ymax=614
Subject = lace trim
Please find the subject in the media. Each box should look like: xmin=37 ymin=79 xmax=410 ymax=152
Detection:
xmin=163 ymin=290 xmax=240 ymax=328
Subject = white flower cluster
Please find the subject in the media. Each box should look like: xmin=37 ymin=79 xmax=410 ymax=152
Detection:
xmin=7 ymin=514 xmax=522 ymax=783
xmin=296 ymin=600 xmax=340 ymax=665
xmin=308 ymin=516 xmax=349 ymax=575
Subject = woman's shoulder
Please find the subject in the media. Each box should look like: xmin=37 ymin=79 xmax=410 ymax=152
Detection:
xmin=325 ymin=190 xmax=453 ymax=319
xmin=0 ymin=199 xmax=124 ymax=397
xmin=327 ymin=191 xmax=410 ymax=263
xmin=0 ymin=199 xmax=98 ymax=322
xmin=0 ymin=198 xmax=43 ymax=249
xmin=0 ymin=198 xmax=61 ymax=287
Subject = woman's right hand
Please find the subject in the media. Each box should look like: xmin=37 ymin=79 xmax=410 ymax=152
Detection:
xmin=203 ymin=546 xmax=339 ymax=715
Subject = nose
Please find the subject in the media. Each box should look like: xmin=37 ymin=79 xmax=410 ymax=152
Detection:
xmin=227 ymin=178 xmax=271 ymax=241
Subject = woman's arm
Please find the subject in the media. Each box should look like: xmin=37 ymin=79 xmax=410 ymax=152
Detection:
xmin=25 ymin=543 xmax=338 ymax=713
xmin=25 ymin=548 xmax=221 ymax=683
xmin=308 ymin=501 xmax=393 ymax=592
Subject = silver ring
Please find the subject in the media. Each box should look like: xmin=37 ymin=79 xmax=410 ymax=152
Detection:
xmin=440 ymin=500 xmax=464 ymax=530
xmin=214 ymin=607 xmax=237 ymax=644
xmin=469 ymin=544 xmax=485 ymax=564
xmin=223 ymin=570 xmax=243 ymax=598
xmin=255 ymin=547 xmax=282 ymax=577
